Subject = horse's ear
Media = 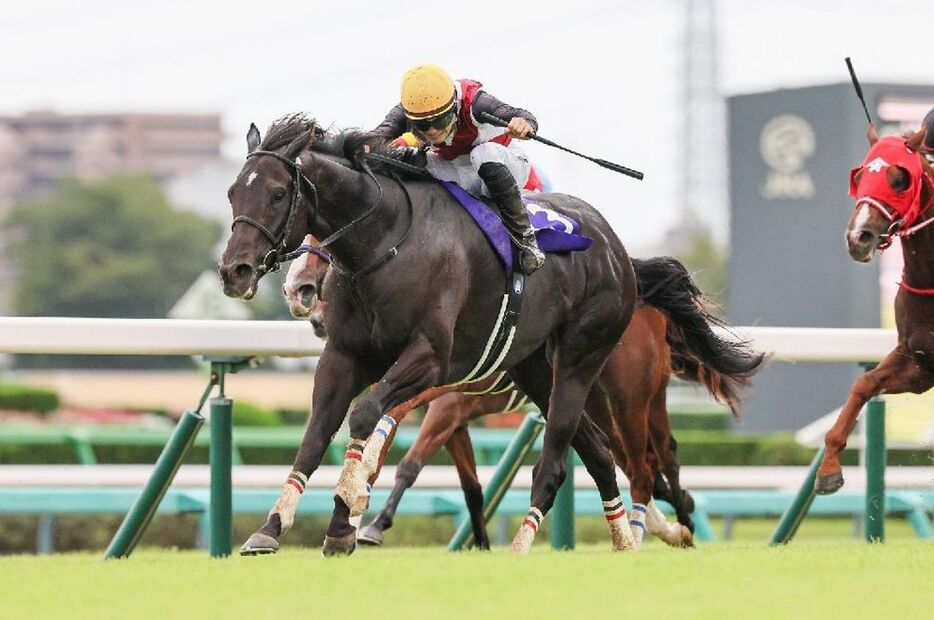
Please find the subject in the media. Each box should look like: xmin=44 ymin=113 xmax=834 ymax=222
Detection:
xmin=284 ymin=129 xmax=313 ymax=161
xmin=247 ymin=123 xmax=262 ymax=154
xmin=866 ymin=123 xmax=879 ymax=146
xmin=906 ymin=126 xmax=928 ymax=152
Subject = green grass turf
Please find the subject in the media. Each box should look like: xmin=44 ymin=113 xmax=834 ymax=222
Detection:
xmin=2 ymin=540 xmax=933 ymax=620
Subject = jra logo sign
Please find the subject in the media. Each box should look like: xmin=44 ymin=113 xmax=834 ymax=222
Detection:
xmin=759 ymin=114 xmax=816 ymax=200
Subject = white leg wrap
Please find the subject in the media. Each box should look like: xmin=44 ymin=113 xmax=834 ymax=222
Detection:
xmin=351 ymin=483 xmax=372 ymax=527
xmin=629 ymin=503 xmax=647 ymax=550
xmin=336 ymin=440 xmax=365 ymax=512
xmin=511 ymin=507 xmax=543 ymax=555
xmin=362 ymin=415 xmax=397 ymax=477
xmin=269 ymin=471 xmax=307 ymax=534
xmin=603 ymin=497 xmax=636 ymax=551
xmin=646 ymin=499 xmax=693 ymax=547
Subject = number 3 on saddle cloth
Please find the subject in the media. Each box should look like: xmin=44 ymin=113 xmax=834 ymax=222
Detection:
xmin=440 ymin=180 xmax=594 ymax=386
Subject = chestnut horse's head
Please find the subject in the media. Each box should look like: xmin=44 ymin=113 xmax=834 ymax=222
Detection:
xmin=219 ymin=117 xmax=319 ymax=299
xmin=845 ymin=126 xmax=934 ymax=262
xmin=283 ymin=235 xmax=329 ymax=338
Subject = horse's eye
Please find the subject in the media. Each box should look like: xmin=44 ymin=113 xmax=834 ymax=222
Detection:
xmin=272 ymin=188 xmax=287 ymax=202
xmin=889 ymin=167 xmax=911 ymax=192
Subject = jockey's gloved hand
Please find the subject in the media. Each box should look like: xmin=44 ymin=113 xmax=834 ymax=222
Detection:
xmin=399 ymin=147 xmax=427 ymax=168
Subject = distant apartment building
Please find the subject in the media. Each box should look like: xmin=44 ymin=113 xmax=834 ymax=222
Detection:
xmin=0 ymin=111 xmax=225 ymax=312
xmin=0 ymin=111 xmax=224 ymax=218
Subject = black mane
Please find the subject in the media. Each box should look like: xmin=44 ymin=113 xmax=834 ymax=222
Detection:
xmin=261 ymin=113 xmax=322 ymax=151
xmin=262 ymin=113 xmax=427 ymax=180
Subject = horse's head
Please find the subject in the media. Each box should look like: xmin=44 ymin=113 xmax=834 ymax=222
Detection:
xmin=219 ymin=119 xmax=317 ymax=299
xmin=846 ymin=127 xmax=934 ymax=262
xmin=283 ymin=235 xmax=329 ymax=338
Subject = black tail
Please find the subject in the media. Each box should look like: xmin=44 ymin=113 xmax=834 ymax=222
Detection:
xmin=632 ymin=256 xmax=766 ymax=417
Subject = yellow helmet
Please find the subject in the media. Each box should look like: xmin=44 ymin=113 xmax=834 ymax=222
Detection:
xmin=400 ymin=64 xmax=456 ymax=120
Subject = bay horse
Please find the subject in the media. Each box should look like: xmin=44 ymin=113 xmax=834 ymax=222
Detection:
xmin=220 ymin=115 xmax=759 ymax=555
xmin=816 ymin=126 xmax=934 ymax=494
xmin=279 ymin=237 xmax=758 ymax=550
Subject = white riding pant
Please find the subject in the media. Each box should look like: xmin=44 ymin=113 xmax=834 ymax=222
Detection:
xmin=426 ymin=141 xmax=531 ymax=197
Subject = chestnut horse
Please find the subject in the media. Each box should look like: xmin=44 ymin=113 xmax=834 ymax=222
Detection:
xmin=816 ymin=126 xmax=934 ymax=494
xmin=273 ymin=236 xmax=758 ymax=550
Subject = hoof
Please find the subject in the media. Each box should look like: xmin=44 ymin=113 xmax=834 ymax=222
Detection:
xmin=322 ymin=532 xmax=357 ymax=557
xmin=357 ymin=524 xmax=385 ymax=547
xmin=815 ymin=471 xmax=845 ymax=495
xmin=240 ymin=532 xmax=279 ymax=556
xmin=678 ymin=524 xmax=695 ymax=548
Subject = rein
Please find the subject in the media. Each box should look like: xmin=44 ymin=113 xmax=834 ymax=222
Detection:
xmin=233 ymin=147 xmax=402 ymax=278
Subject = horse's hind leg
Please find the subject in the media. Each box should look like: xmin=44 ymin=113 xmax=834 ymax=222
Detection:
xmin=509 ymin=343 xmax=634 ymax=554
xmin=358 ymin=392 xmax=465 ymax=546
xmin=240 ymin=348 xmax=368 ymax=555
xmin=324 ymin=333 xmax=448 ymax=556
xmin=444 ymin=425 xmax=490 ymax=549
xmin=645 ymin=389 xmax=694 ymax=547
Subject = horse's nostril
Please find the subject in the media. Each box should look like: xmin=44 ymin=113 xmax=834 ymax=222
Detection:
xmin=234 ymin=263 xmax=253 ymax=280
xmin=858 ymin=230 xmax=875 ymax=245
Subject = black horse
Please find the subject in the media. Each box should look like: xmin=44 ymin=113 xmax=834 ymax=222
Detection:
xmin=220 ymin=114 xmax=666 ymax=554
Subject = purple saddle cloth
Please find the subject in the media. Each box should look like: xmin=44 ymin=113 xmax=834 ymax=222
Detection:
xmin=440 ymin=181 xmax=593 ymax=274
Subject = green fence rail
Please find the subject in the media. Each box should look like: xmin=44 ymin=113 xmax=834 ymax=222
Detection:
xmin=4 ymin=486 xmax=932 ymax=554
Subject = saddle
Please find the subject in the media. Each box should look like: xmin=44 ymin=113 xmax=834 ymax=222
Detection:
xmin=439 ymin=181 xmax=592 ymax=276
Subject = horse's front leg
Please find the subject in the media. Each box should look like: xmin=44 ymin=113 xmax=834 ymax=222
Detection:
xmin=323 ymin=333 xmax=448 ymax=556
xmin=816 ymin=348 xmax=929 ymax=494
xmin=239 ymin=347 xmax=367 ymax=555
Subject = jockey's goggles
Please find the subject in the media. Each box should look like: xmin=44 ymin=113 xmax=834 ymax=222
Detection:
xmin=411 ymin=109 xmax=455 ymax=132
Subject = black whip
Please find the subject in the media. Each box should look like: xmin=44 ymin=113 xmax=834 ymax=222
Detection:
xmin=479 ymin=112 xmax=644 ymax=181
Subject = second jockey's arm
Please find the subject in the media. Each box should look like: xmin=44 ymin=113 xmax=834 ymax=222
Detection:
xmin=472 ymin=91 xmax=538 ymax=139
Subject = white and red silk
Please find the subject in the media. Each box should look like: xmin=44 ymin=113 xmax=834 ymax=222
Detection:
xmin=849 ymin=136 xmax=928 ymax=228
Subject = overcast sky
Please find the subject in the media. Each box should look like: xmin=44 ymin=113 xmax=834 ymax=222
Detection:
xmin=3 ymin=0 xmax=933 ymax=251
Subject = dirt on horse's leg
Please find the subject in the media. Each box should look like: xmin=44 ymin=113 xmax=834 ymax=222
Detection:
xmin=572 ymin=412 xmax=637 ymax=552
xmin=817 ymin=349 xmax=923 ymax=495
xmin=240 ymin=349 xmax=366 ymax=555
xmin=324 ymin=335 xmax=445 ymax=556
xmin=352 ymin=387 xmax=452 ymax=527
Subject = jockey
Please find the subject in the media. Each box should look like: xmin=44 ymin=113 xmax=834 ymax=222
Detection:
xmin=373 ymin=63 xmax=545 ymax=275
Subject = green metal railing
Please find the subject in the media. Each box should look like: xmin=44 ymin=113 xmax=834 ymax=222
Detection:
xmin=104 ymin=356 xmax=251 ymax=559
xmin=771 ymin=361 xmax=889 ymax=545
xmin=105 ymin=368 xmax=582 ymax=558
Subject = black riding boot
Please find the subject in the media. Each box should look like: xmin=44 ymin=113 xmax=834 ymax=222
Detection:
xmin=477 ymin=162 xmax=545 ymax=275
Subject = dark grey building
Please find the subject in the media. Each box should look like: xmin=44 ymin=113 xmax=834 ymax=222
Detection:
xmin=728 ymin=83 xmax=934 ymax=432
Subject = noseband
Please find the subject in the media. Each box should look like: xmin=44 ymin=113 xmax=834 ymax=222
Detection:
xmin=232 ymin=149 xmax=319 ymax=276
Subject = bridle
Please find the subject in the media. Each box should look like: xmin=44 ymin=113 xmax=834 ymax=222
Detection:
xmin=852 ymin=150 xmax=934 ymax=294
xmin=232 ymin=149 xmax=319 ymax=276
xmin=853 ymin=152 xmax=934 ymax=251
xmin=232 ymin=142 xmax=414 ymax=281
